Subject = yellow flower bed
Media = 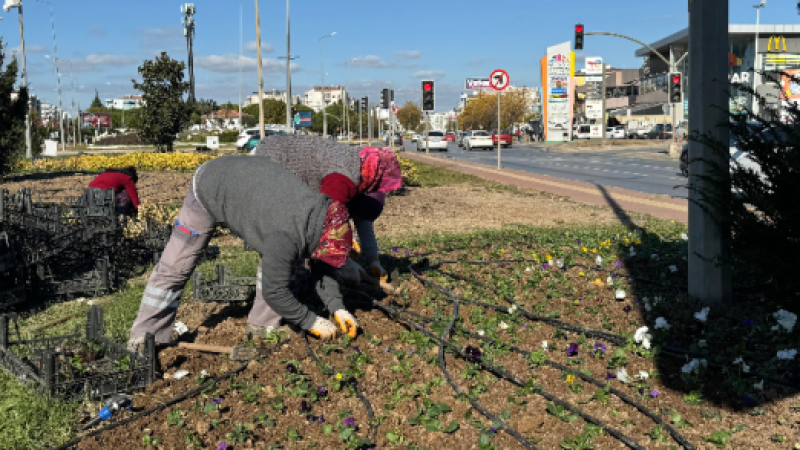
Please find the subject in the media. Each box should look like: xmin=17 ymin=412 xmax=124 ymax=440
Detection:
xmin=17 ymin=152 xmax=221 ymax=173
xmin=397 ymin=157 xmax=419 ymax=187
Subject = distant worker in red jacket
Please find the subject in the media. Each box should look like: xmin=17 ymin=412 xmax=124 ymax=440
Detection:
xmin=88 ymin=166 xmax=140 ymax=217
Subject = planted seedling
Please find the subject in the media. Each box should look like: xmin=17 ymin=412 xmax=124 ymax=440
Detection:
xmin=254 ymin=412 xmax=275 ymax=428
xmin=226 ymin=423 xmax=252 ymax=443
xmin=408 ymin=399 xmax=458 ymax=433
xmin=546 ymin=403 xmax=578 ymax=423
xmin=167 ymin=407 xmax=185 ymax=428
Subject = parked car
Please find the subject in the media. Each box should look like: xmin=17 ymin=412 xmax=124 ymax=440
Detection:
xmin=609 ymin=126 xmax=627 ymax=139
xmin=409 ymin=133 xmax=420 ymax=142
xmin=464 ymin=130 xmax=493 ymax=151
xmin=243 ymin=130 xmax=285 ymax=153
xmin=416 ymin=130 xmax=448 ymax=151
xmin=236 ymin=128 xmax=261 ymax=150
xmin=574 ymin=124 xmax=592 ymax=139
xmin=491 ymin=129 xmax=513 ymax=148
xmin=445 ymin=132 xmax=456 ymax=142
xmin=457 ymin=131 xmax=471 ymax=147
xmin=643 ymin=124 xmax=673 ymax=139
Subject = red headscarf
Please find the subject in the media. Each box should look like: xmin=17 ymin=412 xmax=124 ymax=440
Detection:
xmin=358 ymin=147 xmax=403 ymax=194
xmin=311 ymin=201 xmax=352 ymax=269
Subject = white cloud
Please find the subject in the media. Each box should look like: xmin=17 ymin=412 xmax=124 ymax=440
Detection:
xmin=195 ymin=54 xmax=299 ymax=74
xmin=43 ymin=53 xmax=137 ymax=73
xmin=396 ymin=50 xmax=421 ymax=60
xmin=412 ymin=70 xmax=445 ymax=79
xmin=245 ymin=41 xmax=274 ymax=53
xmin=350 ymin=56 xmax=388 ymax=68
xmin=8 ymin=45 xmax=46 ymax=55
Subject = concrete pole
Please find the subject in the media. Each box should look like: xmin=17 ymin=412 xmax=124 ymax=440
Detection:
xmin=254 ymin=0 xmax=265 ymax=139
xmin=688 ymin=0 xmax=732 ymax=305
xmin=239 ymin=0 xmax=243 ymax=132
xmin=14 ymin=3 xmax=32 ymax=159
xmin=753 ymin=3 xmax=762 ymax=117
xmin=600 ymin=63 xmax=607 ymax=144
xmin=285 ymin=0 xmax=292 ymax=130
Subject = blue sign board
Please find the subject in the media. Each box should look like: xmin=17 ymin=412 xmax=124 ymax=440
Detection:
xmin=683 ymin=99 xmax=688 ymax=119
xmin=295 ymin=111 xmax=313 ymax=127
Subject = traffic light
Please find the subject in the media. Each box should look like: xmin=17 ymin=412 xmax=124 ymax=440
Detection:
xmin=669 ymin=73 xmax=682 ymax=103
xmin=361 ymin=97 xmax=368 ymax=112
xmin=381 ymin=89 xmax=390 ymax=109
xmin=575 ymin=24 xmax=584 ymax=50
xmin=422 ymin=80 xmax=435 ymax=112
xmin=355 ymin=101 xmax=361 ymax=114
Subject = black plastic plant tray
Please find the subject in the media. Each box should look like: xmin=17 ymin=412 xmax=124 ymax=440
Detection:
xmin=192 ymin=263 xmax=256 ymax=303
xmin=0 ymin=306 xmax=155 ymax=400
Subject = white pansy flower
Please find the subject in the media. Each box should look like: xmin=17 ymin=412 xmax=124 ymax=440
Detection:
xmin=616 ymin=368 xmax=633 ymax=383
xmin=596 ymin=255 xmax=603 ymax=266
xmin=681 ymin=358 xmax=707 ymax=374
xmin=644 ymin=303 xmax=652 ymax=312
xmin=754 ymin=380 xmax=764 ymax=390
xmin=772 ymin=325 xmax=780 ymax=331
xmin=634 ymin=326 xmax=652 ymax=349
xmin=541 ymin=340 xmax=548 ymax=350
xmin=556 ymin=258 xmax=564 ymax=269
xmin=200 ymin=369 xmax=209 ymax=378
xmin=669 ymin=265 xmax=678 ymax=273
xmin=606 ymin=276 xmax=613 ymax=285
xmin=477 ymin=330 xmax=485 ymax=336
xmin=525 ymin=267 xmax=532 ymax=272
xmin=172 ymin=369 xmax=190 ymax=380
xmin=742 ymin=363 xmax=750 ymax=373
xmin=547 ymin=259 xmax=554 ymax=267
xmin=773 ymin=310 xmax=797 ymax=333
xmin=653 ymin=296 xmax=662 ymax=305
xmin=654 ymin=317 xmax=671 ymax=330
xmin=508 ymin=304 xmax=518 ymax=314
xmin=777 ymin=349 xmax=797 ymax=360
xmin=694 ymin=307 xmax=710 ymax=323
xmin=173 ymin=321 xmax=189 ymax=336
xmin=638 ymin=370 xmax=649 ymax=380
xmin=615 ymin=290 xmax=626 ymax=300
xmin=681 ymin=233 xmax=689 ymax=241
xmin=499 ymin=321 xmax=509 ymax=331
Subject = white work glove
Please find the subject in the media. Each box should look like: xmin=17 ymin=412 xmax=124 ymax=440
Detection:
xmin=339 ymin=258 xmax=363 ymax=288
xmin=369 ymin=261 xmax=388 ymax=281
xmin=308 ymin=316 xmax=339 ymax=340
xmin=333 ymin=310 xmax=359 ymax=338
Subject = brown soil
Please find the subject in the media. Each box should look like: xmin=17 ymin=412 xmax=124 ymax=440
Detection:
xmin=377 ymin=185 xmax=633 ymax=240
xmin=0 ymin=172 xmax=193 ymax=205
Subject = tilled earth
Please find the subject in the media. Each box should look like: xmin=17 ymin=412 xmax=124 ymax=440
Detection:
xmin=74 ymin=239 xmax=799 ymax=450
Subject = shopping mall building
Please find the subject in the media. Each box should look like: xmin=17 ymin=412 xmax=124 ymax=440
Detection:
xmin=608 ymin=24 xmax=800 ymax=124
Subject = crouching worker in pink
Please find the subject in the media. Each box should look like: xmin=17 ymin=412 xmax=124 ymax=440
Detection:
xmin=127 ymin=155 xmax=357 ymax=355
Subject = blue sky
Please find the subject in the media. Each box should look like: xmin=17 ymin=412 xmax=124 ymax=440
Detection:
xmin=2 ymin=0 xmax=797 ymax=113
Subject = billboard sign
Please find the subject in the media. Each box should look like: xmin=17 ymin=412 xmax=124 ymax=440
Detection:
xmin=545 ymin=42 xmax=574 ymax=141
xmin=82 ymin=113 xmax=111 ymax=128
xmin=585 ymin=100 xmax=603 ymax=119
xmin=584 ymin=57 xmax=603 ymax=75
xmin=296 ymin=111 xmax=313 ymax=127
xmin=465 ymin=78 xmax=492 ymax=90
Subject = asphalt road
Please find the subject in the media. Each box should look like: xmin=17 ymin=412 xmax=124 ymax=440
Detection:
xmin=402 ymin=139 xmax=687 ymax=198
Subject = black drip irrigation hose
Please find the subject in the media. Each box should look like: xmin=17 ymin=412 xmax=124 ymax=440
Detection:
xmin=301 ymin=331 xmax=377 ymax=443
xmin=377 ymin=303 xmax=696 ymax=450
xmin=50 ymin=336 xmax=293 ymax=450
xmin=415 ymin=263 xmax=800 ymax=390
xmin=357 ymin=294 xmax=648 ymax=450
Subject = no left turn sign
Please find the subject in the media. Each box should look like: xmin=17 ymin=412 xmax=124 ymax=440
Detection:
xmin=490 ymin=69 xmax=509 ymax=91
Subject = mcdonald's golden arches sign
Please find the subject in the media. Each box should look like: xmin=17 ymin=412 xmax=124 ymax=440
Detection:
xmin=768 ymin=35 xmax=786 ymax=53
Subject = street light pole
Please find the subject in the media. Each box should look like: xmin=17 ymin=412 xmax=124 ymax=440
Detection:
xmin=45 ymin=54 xmax=65 ymax=153
xmin=285 ymin=0 xmax=291 ymax=130
xmin=254 ymin=0 xmax=265 ymax=139
xmin=753 ymin=0 xmax=766 ymax=117
xmin=6 ymin=0 xmax=33 ymax=159
xmin=319 ymin=32 xmax=335 ymax=138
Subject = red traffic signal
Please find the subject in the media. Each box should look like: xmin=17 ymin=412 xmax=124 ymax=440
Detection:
xmin=575 ymin=25 xmax=584 ymax=33
xmin=672 ymin=75 xmax=681 ymax=84
xmin=424 ymin=83 xmax=432 ymax=92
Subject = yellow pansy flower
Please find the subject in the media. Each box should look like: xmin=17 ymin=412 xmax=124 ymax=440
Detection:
xmin=579 ymin=271 xmax=585 ymax=276
xmin=335 ymin=373 xmax=343 ymax=380
xmin=592 ymin=248 xmax=598 ymax=254
xmin=582 ymin=247 xmax=588 ymax=252
xmin=565 ymin=375 xmax=575 ymax=383
xmin=500 ymin=249 xmax=506 ymax=254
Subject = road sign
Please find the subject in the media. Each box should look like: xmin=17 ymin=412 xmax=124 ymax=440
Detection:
xmin=294 ymin=115 xmax=300 ymax=125
xmin=466 ymin=78 xmax=492 ymax=90
xmin=490 ymin=69 xmax=509 ymax=91
xmin=585 ymin=57 xmax=603 ymax=75
xmin=391 ymin=104 xmax=399 ymax=115
xmin=82 ymin=113 xmax=111 ymax=128
xmin=585 ymin=100 xmax=603 ymax=119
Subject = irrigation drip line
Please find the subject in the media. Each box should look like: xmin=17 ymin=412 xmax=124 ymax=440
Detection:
xmin=49 ymin=336 xmax=292 ymax=450
xmin=301 ymin=331 xmax=377 ymax=443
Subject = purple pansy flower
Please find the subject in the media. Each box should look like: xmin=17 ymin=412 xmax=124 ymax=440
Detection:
xmin=566 ymin=343 xmax=579 ymax=357
xmin=465 ymin=346 xmax=482 ymax=359
xmin=318 ymin=415 xmax=326 ymax=424
xmin=593 ymin=342 xmax=607 ymax=355
xmin=611 ymin=274 xmax=618 ymax=280
xmin=300 ymin=400 xmax=312 ymax=412
xmin=541 ymin=263 xmax=548 ymax=270
xmin=418 ymin=323 xmax=426 ymax=328
xmin=286 ymin=363 xmax=298 ymax=374
xmin=409 ymin=347 xmax=415 ymax=355
xmin=623 ymin=305 xmax=632 ymax=314
xmin=405 ymin=250 xmax=410 ymax=256
xmin=741 ymin=395 xmax=757 ymax=407
xmin=317 ymin=386 xmax=328 ymax=397
xmin=353 ymin=346 xmax=361 ymax=354
xmin=217 ymin=442 xmax=228 ymax=450
xmin=489 ymin=427 xmax=498 ymax=433
xmin=486 ymin=244 xmax=492 ymax=248
xmin=649 ymin=390 xmax=660 ymax=398
xmin=211 ymin=398 xmax=222 ymax=405
xmin=343 ymin=417 xmax=356 ymax=427
xmin=615 ymin=261 xmax=624 ymax=268
xmin=742 ymin=318 xmax=754 ymax=327
xmin=639 ymin=388 xmax=645 ymax=396
xmin=605 ymin=372 xmax=617 ymax=380
xmin=576 ymin=239 xmax=581 ymax=245
xmin=498 ymin=264 xmax=506 ymax=268
xmin=392 ymin=247 xmax=398 ymax=252
xmin=578 ymin=297 xmax=583 ymax=303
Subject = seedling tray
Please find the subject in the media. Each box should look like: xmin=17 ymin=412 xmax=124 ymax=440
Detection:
xmin=0 ymin=306 xmax=156 ymax=400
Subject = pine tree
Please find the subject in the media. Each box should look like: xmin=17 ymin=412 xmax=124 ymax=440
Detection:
xmin=90 ymin=89 xmax=103 ymax=108
xmin=0 ymin=39 xmax=30 ymax=175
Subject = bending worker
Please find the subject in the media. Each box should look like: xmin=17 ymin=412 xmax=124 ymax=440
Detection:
xmin=87 ymin=166 xmax=140 ymax=218
xmin=247 ymin=136 xmax=402 ymax=336
xmin=127 ymin=155 xmax=356 ymax=354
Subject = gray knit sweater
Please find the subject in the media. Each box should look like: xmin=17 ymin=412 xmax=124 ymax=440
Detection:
xmin=194 ymin=156 xmax=344 ymax=330
xmin=251 ymin=135 xmax=379 ymax=258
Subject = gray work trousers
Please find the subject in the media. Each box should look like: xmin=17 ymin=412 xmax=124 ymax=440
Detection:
xmin=128 ymin=181 xmax=282 ymax=344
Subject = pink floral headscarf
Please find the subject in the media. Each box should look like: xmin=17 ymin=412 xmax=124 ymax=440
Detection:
xmin=358 ymin=147 xmax=403 ymax=194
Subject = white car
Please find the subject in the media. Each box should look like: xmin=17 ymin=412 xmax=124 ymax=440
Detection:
xmin=236 ymin=128 xmax=261 ymax=150
xmin=416 ymin=131 xmax=448 ymax=151
xmin=606 ymin=126 xmax=626 ymax=139
xmin=574 ymin=124 xmax=592 ymax=139
xmin=464 ymin=130 xmax=493 ymax=151
xmin=410 ymin=134 xmax=419 ymax=142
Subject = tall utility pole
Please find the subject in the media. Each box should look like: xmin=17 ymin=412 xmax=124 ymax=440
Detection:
xmin=752 ymin=0 xmax=767 ymax=117
xmin=688 ymin=0 xmax=731 ymax=304
xmin=45 ymin=2 xmax=65 ymax=153
xmin=181 ymin=3 xmax=196 ymax=105
xmin=319 ymin=32 xmax=335 ymax=138
xmin=5 ymin=0 xmax=32 ymax=158
xmin=254 ymin=0 xmax=265 ymax=138
xmin=285 ymin=0 xmax=292 ymax=130
xmin=239 ymin=0 xmax=243 ymax=132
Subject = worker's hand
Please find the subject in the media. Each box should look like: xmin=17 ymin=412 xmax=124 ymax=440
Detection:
xmin=369 ymin=261 xmax=388 ymax=282
xmin=348 ymin=240 xmax=362 ymax=259
xmin=339 ymin=258 xmax=363 ymax=288
xmin=333 ymin=309 xmax=359 ymax=338
xmin=308 ymin=316 xmax=339 ymax=340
